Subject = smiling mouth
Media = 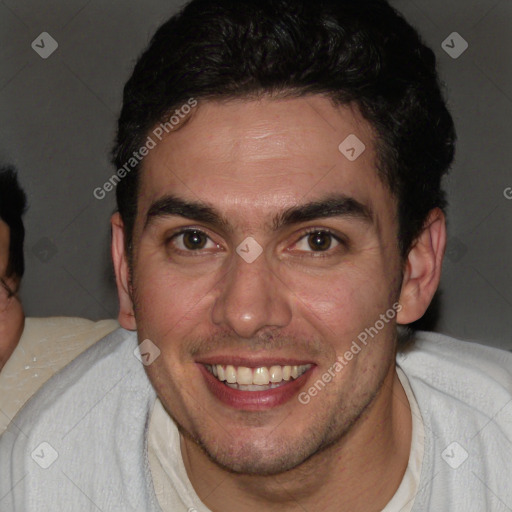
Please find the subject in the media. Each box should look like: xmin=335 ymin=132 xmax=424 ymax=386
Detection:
xmin=204 ymin=363 xmax=313 ymax=391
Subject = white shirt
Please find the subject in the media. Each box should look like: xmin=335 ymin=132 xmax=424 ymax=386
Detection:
xmin=1 ymin=329 xmax=511 ymax=511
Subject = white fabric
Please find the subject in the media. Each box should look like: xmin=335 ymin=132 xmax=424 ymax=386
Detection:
xmin=148 ymin=399 xmax=211 ymax=512
xmin=381 ymin=366 xmax=425 ymax=512
xmin=1 ymin=329 xmax=511 ymax=511
xmin=0 ymin=317 xmax=119 ymax=435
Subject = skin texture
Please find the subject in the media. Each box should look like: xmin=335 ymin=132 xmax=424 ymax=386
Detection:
xmin=112 ymin=95 xmax=446 ymax=511
xmin=0 ymin=219 xmax=24 ymax=372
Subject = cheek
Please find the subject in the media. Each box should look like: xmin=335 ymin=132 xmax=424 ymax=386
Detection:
xmin=133 ymin=260 xmax=218 ymax=341
xmin=282 ymin=262 xmax=397 ymax=347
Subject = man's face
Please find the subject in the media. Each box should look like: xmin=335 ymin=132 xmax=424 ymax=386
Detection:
xmin=0 ymin=219 xmax=24 ymax=371
xmin=120 ymin=96 xmax=406 ymax=474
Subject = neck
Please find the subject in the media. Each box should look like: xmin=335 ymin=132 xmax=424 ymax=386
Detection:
xmin=181 ymin=364 xmax=411 ymax=512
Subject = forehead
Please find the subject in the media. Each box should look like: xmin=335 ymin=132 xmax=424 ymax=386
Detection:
xmin=137 ymin=95 xmax=394 ymax=229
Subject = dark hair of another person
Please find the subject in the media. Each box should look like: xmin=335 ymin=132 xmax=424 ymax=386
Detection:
xmin=0 ymin=167 xmax=27 ymax=279
xmin=112 ymin=0 xmax=456 ymax=263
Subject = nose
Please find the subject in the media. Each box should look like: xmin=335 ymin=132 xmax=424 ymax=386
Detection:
xmin=211 ymin=250 xmax=293 ymax=339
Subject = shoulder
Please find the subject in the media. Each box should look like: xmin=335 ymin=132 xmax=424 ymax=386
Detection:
xmin=398 ymin=331 xmax=512 ymax=422
xmin=397 ymin=330 xmax=512 ymax=450
xmin=400 ymin=333 xmax=512 ymax=510
xmin=1 ymin=327 xmax=152 ymax=437
xmin=0 ymin=316 xmax=120 ymax=435
xmin=398 ymin=330 xmax=512 ymax=403
xmin=0 ymin=328 xmax=157 ymax=509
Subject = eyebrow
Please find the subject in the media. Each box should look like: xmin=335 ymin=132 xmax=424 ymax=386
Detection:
xmin=144 ymin=193 xmax=373 ymax=233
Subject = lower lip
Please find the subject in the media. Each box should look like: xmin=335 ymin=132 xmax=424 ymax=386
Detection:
xmin=198 ymin=364 xmax=314 ymax=411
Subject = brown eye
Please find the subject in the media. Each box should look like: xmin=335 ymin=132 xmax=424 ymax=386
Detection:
xmin=167 ymin=228 xmax=221 ymax=256
xmin=291 ymin=229 xmax=344 ymax=256
xmin=182 ymin=230 xmax=208 ymax=250
xmin=307 ymin=231 xmax=333 ymax=251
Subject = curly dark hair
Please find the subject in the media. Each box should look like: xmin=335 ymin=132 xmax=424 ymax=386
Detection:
xmin=112 ymin=0 xmax=456 ymax=261
xmin=0 ymin=166 xmax=27 ymax=280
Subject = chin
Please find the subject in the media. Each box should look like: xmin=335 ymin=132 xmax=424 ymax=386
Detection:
xmin=207 ymin=443 xmax=311 ymax=476
xmin=184 ymin=420 xmax=336 ymax=476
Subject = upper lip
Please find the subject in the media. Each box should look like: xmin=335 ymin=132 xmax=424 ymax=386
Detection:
xmin=196 ymin=355 xmax=316 ymax=368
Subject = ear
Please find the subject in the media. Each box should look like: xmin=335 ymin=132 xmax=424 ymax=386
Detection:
xmin=111 ymin=212 xmax=137 ymax=330
xmin=397 ymin=208 xmax=447 ymax=325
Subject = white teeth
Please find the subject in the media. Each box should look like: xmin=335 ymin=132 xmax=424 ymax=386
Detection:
xmin=253 ymin=367 xmax=270 ymax=385
xmin=225 ymin=365 xmax=237 ymax=384
xmin=208 ymin=363 xmax=312 ymax=388
xmin=269 ymin=365 xmax=282 ymax=383
xmin=237 ymin=366 xmax=253 ymax=385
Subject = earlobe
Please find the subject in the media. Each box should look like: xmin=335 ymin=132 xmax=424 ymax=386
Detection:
xmin=111 ymin=213 xmax=137 ymax=330
xmin=397 ymin=208 xmax=447 ymax=325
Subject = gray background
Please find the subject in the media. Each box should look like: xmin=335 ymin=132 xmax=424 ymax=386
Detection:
xmin=0 ymin=0 xmax=510 ymax=350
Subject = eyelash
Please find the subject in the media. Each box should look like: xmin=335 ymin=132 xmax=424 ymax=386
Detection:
xmin=166 ymin=227 xmax=347 ymax=258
